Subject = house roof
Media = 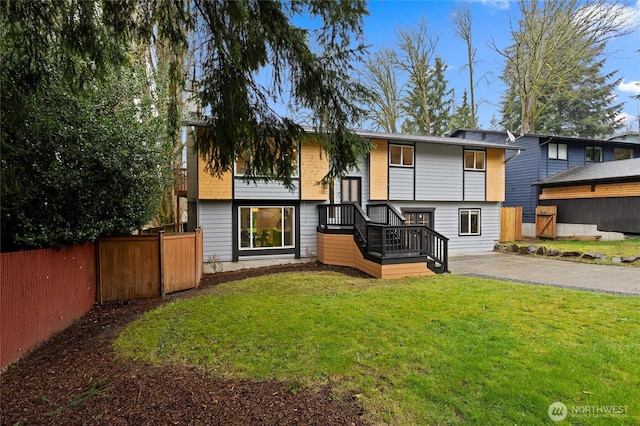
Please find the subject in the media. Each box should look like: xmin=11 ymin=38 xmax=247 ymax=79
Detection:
xmin=533 ymin=158 xmax=640 ymax=186
xmin=450 ymin=128 xmax=640 ymax=146
xmin=182 ymin=121 xmax=525 ymax=151
xmin=351 ymin=128 xmax=524 ymax=151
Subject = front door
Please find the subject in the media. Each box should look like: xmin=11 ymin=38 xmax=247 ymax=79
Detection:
xmin=341 ymin=177 xmax=361 ymax=205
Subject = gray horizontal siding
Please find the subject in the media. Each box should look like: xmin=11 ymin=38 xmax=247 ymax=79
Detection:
xmin=389 ymin=201 xmax=501 ymax=254
xmin=198 ymin=200 xmax=233 ymax=262
xmin=234 ymin=180 xmax=299 ymax=200
xmin=300 ymin=202 xmax=321 ymax=257
xmin=415 ymin=143 xmax=463 ymax=201
xmin=389 ymin=167 xmax=414 ymax=200
xmin=464 ymin=171 xmax=485 ymax=201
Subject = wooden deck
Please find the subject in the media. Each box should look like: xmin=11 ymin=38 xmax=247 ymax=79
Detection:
xmin=317 ymin=232 xmax=434 ymax=279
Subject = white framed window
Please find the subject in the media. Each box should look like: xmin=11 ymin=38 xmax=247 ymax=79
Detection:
xmin=389 ymin=144 xmax=414 ymax=167
xmin=548 ymin=143 xmax=567 ymax=160
xmin=614 ymin=148 xmax=633 ymax=161
xmin=464 ymin=150 xmax=486 ymax=171
xmin=459 ymin=209 xmax=481 ymax=236
xmin=239 ymin=206 xmax=295 ymax=250
xmin=586 ymin=146 xmax=603 ymax=162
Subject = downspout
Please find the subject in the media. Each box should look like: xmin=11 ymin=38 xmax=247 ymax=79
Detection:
xmin=504 ymin=149 xmax=521 ymax=164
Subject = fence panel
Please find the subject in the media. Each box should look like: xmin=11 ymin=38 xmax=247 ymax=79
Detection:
xmin=163 ymin=232 xmax=199 ymax=294
xmin=97 ymin=230 xmax=203 ymax=303
xmin=97 ymin=236 xmax=160 ymax=303
xmin=500 ymin=206 xmax=523 ymax=242
xmin=1 ymin=243 xmax=96 ymax=369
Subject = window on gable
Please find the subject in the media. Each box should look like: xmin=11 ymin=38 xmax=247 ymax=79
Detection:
xmin=459 ymin=209 xmax=481 ymax=236
xmin=548 ymin=143 xmax=567 ymax=160
xmin=586 ymin=146 xmax=603 ymax=162
xmin=389 ymin=145 xmax=414 ymax=167
xmin=614 ymin=148 xmax=633 ymax=160
xmin=464 ymin=150 xmax=485 ymax=171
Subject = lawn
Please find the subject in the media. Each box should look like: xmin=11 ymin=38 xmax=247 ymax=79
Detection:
xmin=115 ymin=272 xmax=640 ymax=425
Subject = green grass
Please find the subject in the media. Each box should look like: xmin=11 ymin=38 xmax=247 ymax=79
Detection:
xmin=516 ymin=238 xmax=640 ymax=267
xmin=114 ymin=272 xmax=640 ymax=425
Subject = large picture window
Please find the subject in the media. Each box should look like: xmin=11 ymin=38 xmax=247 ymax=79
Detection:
xmin=239 ymin=206 xmax=294 ymax=249
xmin=459 ymin=209 xmax=481 ymax=236
xmin=389 ymin=144 xmax=414 ymax=167
xmin=464 ymin=150 xmax=485 ymax=170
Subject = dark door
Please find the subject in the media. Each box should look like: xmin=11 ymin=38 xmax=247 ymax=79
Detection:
xmin=405 ymin=211 xmax=433 ymax=228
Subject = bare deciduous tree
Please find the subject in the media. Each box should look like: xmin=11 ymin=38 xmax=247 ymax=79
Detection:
xmin=451 ymin=3 xmax=478 ymax=128
xmin=395 ymin=19 xmax=440 ymax=135
xmin=361 ymin=48 xmax=403 ymax=133
xmin=495 ymin=0 xmax=633 ymax=133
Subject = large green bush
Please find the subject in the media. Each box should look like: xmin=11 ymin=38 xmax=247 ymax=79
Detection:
xmin=1 ymin=66 xmax=173 ymax=250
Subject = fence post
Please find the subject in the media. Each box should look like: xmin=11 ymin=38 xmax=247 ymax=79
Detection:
xmin=159 ymin=231 xmax=165 ymax=297
xmin=96 ymin=238 xmax=103 ymax=304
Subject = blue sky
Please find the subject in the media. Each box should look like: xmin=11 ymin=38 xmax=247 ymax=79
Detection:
xmin=358 ymin=0 xmax=640 ymax=132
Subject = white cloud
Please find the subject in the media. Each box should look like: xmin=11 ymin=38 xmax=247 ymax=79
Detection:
xmin=619 ymin=79 xmax=640 ymax=94
xmin=470 ymin=0 xmax=511 ymax=11
xmin=617 ymin=112 xmax=638 ymax=131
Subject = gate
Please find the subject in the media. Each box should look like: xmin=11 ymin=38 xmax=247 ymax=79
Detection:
xmin=536 ymin=206 xmax=557 ymax=239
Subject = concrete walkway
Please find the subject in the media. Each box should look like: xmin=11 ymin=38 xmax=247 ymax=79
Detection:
xmin=449 ymin=252 xmax=640 ymax=295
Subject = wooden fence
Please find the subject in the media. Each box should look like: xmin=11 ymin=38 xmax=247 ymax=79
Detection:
xmin=96 ymin=228 xmax=203 ymax=303
xmin=500 ymin=206 xmax=522 ymax=242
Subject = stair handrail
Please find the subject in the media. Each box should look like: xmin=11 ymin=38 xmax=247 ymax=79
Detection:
xmin=353 ymin=203 xmax=370 ymax=250
xmin=424 ymin=226 xmax=449 ymax=273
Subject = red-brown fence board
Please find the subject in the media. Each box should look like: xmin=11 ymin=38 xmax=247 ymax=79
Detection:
xmin=1 ymin=243 xmax=96 ymax=369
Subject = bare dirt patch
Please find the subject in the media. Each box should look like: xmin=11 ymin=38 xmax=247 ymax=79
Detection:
xmin=1 ymin=263 xmax=371 ymax=425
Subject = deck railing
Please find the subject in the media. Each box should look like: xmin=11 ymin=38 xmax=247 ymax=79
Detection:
xmin=367 ymin=204 xmax=405 ymax=225
xmin=318 ymin=203 xmax=449 ymax=272
xmin=318 ymin=203 xmax=356 ymax=228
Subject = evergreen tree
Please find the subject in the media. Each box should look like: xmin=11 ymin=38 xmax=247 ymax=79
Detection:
xmin=449 ymin=89 xmax=473 ymax=131
xmin=401 ymin=57 xmax=453 ymax=136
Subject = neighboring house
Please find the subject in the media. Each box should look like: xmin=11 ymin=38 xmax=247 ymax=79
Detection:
xmin=607 ymin=131 xmax=639 ymax=144
xmin=450 ymin=129 xmax=640 ymax=224
xmin=185 ymin=126 xmax=522 ymax=278
xmin=533 ymin=158 xmax=640 ymax=234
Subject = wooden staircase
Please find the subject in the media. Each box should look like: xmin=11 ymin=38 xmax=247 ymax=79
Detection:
xmin=318 ymin=203 xmax=449 ymax=274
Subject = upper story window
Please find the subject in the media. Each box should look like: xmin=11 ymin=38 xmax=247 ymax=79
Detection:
xmin=234 ymin=145 xmax=299 ymax=177
xmin=548 ymin=143 xmax=568 ymax=160
xmin=614 ymin=148 xmax=633 ymax=160
xmin=586 ymin=146 xmax=603 ymax=162
xmin=464 ymin=150 xmax=485 ymax=171
xmin=389 ymin=144 xmax=414 ymax=167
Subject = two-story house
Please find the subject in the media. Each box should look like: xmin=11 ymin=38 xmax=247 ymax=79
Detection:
xmin=450 ymin=129 xmax=640 ymax=225
xmin=186 ymin=126 xmax=522 ymax=278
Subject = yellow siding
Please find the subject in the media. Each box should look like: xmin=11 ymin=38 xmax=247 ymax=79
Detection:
xmin=540 ymin=182 xmax=640 ymax=200
xmin=197 ymin=154 xmax=233 ymax=200
xmin=369 ymin=139 xmax=388 ymax=201
xmin=486 ymin=148 xmax=505 ymax=202
xmin=317 ymin=232 xmax=434 ymax=279
xmin=301 ymin=141 xmax=329 ymax=200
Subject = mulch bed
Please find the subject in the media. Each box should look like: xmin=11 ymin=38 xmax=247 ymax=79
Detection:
xmin=1 ymin=262 xmax=372 ymax=425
